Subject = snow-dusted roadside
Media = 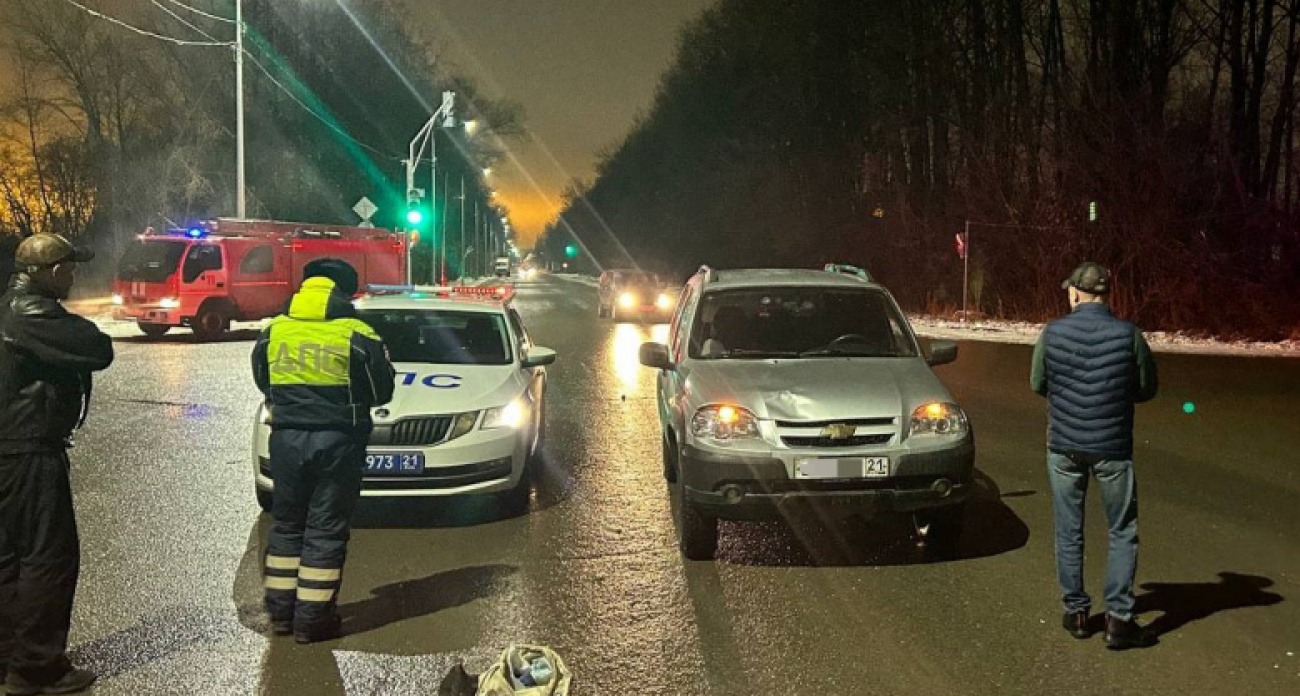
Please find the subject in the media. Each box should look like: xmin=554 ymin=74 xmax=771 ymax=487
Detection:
xmin=909 ymin=315 xmax=1300 ymax=359
xmin=551 ymin=273 xmax=599 ymax=288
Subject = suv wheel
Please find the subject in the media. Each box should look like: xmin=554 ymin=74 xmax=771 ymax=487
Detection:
xmin=677 ymin=480 xmax=718 ymax=560
xmin=661 ymin=433 xmax=678 ymax=483
xmin=915 ymin=501 xmax=966 ymax=559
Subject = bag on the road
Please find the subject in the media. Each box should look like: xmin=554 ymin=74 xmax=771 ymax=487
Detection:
xmin=476 ymin=644 xmax=572 ymax=696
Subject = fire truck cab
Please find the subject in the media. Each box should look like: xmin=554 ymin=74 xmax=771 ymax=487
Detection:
xmin=112 ymin=218 xmax=407 ymax=340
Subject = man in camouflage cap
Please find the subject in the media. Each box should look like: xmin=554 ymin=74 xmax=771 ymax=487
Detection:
xmin=0 ymin=234 xmax=113 ymax=694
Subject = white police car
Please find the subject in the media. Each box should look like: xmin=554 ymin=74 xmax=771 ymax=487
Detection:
xmin=251 ymin=285 xmax=556 ymax=510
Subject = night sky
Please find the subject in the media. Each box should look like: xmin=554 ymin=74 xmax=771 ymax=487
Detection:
xmin=399 ymin=0 xmax=716 ymax=246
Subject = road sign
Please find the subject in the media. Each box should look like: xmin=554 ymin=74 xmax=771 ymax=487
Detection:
xmin=353 ymin=197 xmax=378 ymax=227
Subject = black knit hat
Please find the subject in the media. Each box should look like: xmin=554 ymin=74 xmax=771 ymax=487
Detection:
xmin=1062 ymin=261 xmax=1111 ymax=294
xmin=302 ymin=258 xmax=359 ymax=296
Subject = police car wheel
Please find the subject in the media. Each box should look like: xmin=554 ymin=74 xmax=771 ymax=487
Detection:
xmin=498 ymin=478 xmax=530 ymax=514
xmin=256 ymin=489 xmax=273 ymax=513
xmin=661 ymin=433 xmax=678 ymax=483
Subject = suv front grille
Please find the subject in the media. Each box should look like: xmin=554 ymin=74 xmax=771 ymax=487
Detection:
xmin=390 ymin=417 xmax=453 ymax=446
xmin=775 ymin=417 xmax=895 ymax=428
xmin=781 ymin=434 xmax=894 ymax=448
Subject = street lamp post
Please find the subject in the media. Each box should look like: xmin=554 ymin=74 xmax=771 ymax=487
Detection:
xmin=235 ymin=0 xmax=246 ymax=218
xmin=403 ymin=91 xmax=456 ymax=285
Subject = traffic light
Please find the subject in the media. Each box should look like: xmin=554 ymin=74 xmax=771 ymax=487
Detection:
xmin=406 ymin=208 xmax=424 ymax=226
xmin=564 ymin=244 xmax=578 ymax=258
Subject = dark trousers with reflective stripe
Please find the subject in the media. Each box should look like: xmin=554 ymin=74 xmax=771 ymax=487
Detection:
xmin=264 ymin=430 xmax=364 ymax=628
xmin=0 ymin=450 xmax=79 ymax=683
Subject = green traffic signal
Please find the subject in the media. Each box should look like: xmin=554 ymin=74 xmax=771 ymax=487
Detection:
xmin=406 ymin=208 xmax=424 ymax=226
xmin=565 ymin=244 xmax=578 ymax=258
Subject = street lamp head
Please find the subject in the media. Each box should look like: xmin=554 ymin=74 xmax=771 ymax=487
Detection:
xmin=482 ymin=167 xmax=493 ymax=177
xmin=464 ymin=120 xmax=480 ymax=135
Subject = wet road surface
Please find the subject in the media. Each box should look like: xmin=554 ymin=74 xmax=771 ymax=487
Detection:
xmin=61 ymin=274 xmax=1300 ymax=695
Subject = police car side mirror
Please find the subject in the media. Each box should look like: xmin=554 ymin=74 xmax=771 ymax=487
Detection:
xmin=926 ymin=339 xmax=958 ymax=366
xmin=522 ymin=346 xmax=557 ymax=368
xmin=639 ymin=342 xmax=673 ymax=370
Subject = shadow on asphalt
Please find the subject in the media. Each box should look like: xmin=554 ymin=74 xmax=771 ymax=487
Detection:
xmin=112 ymin=329 xmax=261 ymax=344
xmin=337 ymin=564 xmax=519 ymax=637
xmin=692 ymin=470 xmax=1030 ymax=567
xmin=1135 ymin=571 xmax=1284 ymax=636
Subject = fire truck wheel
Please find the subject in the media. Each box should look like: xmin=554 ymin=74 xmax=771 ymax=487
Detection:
xmin=138 ymin=323 xmax=170 ymax=338
xmin=192 ymin=303 xmax=230 ymax=341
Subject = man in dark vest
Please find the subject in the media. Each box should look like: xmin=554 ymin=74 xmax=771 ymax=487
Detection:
xmin=1031 ymin=261 xmax=1159 ymax=651
xmin=250 ymin=259 xmax=394 ymax=643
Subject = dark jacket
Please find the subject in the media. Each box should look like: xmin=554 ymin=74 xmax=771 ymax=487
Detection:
xmin=0 ymin=274 xmax=115 ymax=454
xmin=1030 ymin=302 xmax=1157 ymax=459
xmin=251 ymin=277 xmax=395 ymax=434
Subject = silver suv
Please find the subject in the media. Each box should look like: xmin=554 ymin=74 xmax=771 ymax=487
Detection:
xmin=639 ymin=265 xmax=974 ymax=559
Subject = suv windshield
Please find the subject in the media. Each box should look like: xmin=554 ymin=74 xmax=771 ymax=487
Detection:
xmin=618 ymin=272 xmax=659 ymax=287
xmin=689 ymin=287 xmax=918 ymax=359
xmin=360 ymin=309 xmax=512 ymax=365
xmin=116 ymin=240 xmax=186 ymax=283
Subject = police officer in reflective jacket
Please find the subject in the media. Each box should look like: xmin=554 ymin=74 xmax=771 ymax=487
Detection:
xmin=251 ymin=259 xmax=394 ymax=643
xmin=0 ymin=234 xmax=113 ymax=695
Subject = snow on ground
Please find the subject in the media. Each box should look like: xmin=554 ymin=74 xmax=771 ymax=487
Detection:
xmin=909 ymin=315 xmax=1300 ymax=359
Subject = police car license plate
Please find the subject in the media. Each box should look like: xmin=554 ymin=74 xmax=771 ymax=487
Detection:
xmin=365 ymin=452 xmax=425 ymax=475
xmin=795 ymin=457 xmax=889 ymax=479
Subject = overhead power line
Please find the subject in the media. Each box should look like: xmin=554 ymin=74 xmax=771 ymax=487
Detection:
xmin=57 ymin=0 xmax=232 ymax=47
xmin=151 ymin=0 xmax=222 ymax=40
xmin=164 ymin=0 xmax=235 ymax=24
xmin=242 ymin=49 xmax=400 ymax=161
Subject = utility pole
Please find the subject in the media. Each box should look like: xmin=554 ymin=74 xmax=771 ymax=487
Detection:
xmin=458 ymin=175 xmax=466 ymax=282
xmin=235 ymin=0 xmax=246 ymax=218
xmin=961 ymin=220 xmax=971 ymax=323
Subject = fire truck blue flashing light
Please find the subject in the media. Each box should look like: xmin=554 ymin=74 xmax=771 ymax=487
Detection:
xmin=186 ymin=227 xmax=205 ymax=239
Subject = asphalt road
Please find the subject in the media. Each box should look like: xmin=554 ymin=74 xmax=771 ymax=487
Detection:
xmin=57 ymin=274 xmax=1299 ymax=695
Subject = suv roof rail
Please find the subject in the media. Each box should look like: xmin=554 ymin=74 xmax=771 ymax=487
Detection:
xmin=823 ymin=263 xmax=873 ymax=282
xmin=697 ymin=264 xmax=716 ymax=284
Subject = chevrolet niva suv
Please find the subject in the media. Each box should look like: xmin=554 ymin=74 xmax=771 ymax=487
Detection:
xmin=639 ymin=265 xmax=974 ymax=560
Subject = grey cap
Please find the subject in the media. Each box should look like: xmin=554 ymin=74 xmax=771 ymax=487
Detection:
xmin=1062 ymin=261 xmax=1111 ymax=294
xmin=15 ymin=234 xmax=95 ymax=267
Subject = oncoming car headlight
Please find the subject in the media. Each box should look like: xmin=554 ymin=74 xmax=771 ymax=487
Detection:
xmin=482 ymin=399 xmax=528 ymax=430
xmin=619 ymin=292 xmax=637 ymax=308
xmin=691 ymin=404 xmax=760 ymax=442
xmin=909 ymin=402 xmax=968 ymax=437
xmin=656 ymin=293 xmax=672 ymax=309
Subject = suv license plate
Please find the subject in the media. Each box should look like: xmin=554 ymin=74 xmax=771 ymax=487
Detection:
xmin=365 ymin=452 xmax=425 ymax=476
xmin=796 ymin=457 xmax=890 ymax=479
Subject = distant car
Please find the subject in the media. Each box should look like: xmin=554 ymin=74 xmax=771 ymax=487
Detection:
xmin=597 ymin=269 xmax=674 ymax=322
xmin=494 ymin=257 xmax=512 ymax=278
xmin=639 ymin=264 xmax=973 ymax=560
xmin=251 ymin=285 xmax=556 ymax=511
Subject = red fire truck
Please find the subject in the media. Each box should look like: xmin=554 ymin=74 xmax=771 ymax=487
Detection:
xmin=111 ymin=218 xmax=407 ymax=340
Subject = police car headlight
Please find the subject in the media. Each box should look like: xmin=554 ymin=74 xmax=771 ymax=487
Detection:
xmin=909 ymin=402 xmax=968 ymax=437
xmin=448 ymin=411 xmax=479 ymax=440
xmin=482 ymin=399 xmax=528 ymax=430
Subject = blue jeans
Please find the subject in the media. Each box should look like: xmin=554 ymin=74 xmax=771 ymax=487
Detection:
xmin=1047 ymin=451 xmax=1139 ymax=621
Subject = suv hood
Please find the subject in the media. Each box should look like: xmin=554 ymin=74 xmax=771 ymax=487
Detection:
xmin=684 ymin=358 xmax=953 ymax=421
xmin=373 ymin=363 xmax=527 ymax=421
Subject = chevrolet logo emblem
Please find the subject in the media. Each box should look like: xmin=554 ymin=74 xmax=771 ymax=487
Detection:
xmin=820 ymin=424 xmax=856 ymax=440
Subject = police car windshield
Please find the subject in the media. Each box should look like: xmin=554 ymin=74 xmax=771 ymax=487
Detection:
xmin=360 ymin=309 xmax=512 ymax=365
xmin=116 ymin=239 xmax=186 ymax=283
xmin=689 ymin=287 xmax=919 ymax=359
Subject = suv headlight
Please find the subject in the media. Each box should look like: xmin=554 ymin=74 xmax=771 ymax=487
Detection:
xmin=909 ymin=402 xmax=968 ymax=437
xmin=656 ymin=293 xmax=672 ymax=309
xmin=482 ymin=399 xmax=528 ymax=430
xmin=692 ymin=404 xmax=760 ymax=442
xmin=619 ymin=292 xmax=637 ymax=308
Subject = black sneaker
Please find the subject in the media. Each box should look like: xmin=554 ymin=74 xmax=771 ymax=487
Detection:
xmin=270 ymin=618 xmax=293 ymax=636
xmin=1104 ymin=616 xmax=1158 ymax=650
xmin=1062 ymin=611 xmax=1091 ymax=640
xmin=294 ymin=614 xmax=343 ymax=644
xmin=6 ymin=667 xmax=98 ymax=695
